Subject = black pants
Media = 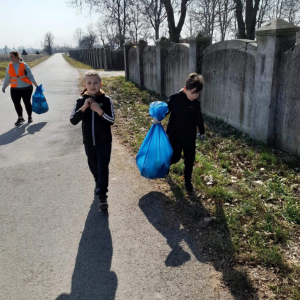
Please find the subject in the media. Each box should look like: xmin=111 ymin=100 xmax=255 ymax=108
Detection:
xmin=84 ymin=142 xmax=112 ymax=198
xmin=10 ymin=86 xmax=33 ymax=117
xmin=169 ymin=136 xmax=196 ymax=183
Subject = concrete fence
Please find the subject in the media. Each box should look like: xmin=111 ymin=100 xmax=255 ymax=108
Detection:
xmin=69 ymin=46 xmax=124 ymax=70
xmin=125 ymin=18 xmax=300 ymax=155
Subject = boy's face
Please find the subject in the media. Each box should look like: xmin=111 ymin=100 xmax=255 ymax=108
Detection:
xmin=84 ymin=75 xmax=101 ymax=96
xmin=184 ymin=87 xmax=200 ymax=101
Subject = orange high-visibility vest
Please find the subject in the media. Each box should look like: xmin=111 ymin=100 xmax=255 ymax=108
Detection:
xmin=8 ymin=62 xmax=32 ymax=87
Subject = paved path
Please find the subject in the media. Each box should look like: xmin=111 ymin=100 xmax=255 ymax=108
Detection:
xmin=0 ymin=54 xmax=234 ymax=300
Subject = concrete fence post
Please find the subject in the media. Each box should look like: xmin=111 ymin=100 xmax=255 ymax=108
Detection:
xmin=155 ymin=37 xmax=171 ymax=96
xmin=124 ymin=41 xmax=134 ymax=79
xmin=104 ymin=44 xmax=112 ymax=70
xmin=96 ymin=48 xmax=100 ymax=69
xmin=136 ymin=40 xmax=148 ymax=87
xmin=188 ymin=35 xmax=211 ymax=74
xmin=251 ymin=18 xmax=299 ymax=145
xmin=92 ymin=48 xmax=96 ymax=68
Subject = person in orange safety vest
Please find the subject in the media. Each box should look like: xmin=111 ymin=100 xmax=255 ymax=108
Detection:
xmin=2 ymin=51 xmax=38 ymax=126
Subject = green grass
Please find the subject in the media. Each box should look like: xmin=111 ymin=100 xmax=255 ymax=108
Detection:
xmin=66 ymin=56 xmax=300 ymax=299
xmin=62 ymin=54 xmax=104 ymax=70
xmin=101 ymin=76 xmax=300 ymax=300
xmin=0 ymin=55 xmax=50 ymax=79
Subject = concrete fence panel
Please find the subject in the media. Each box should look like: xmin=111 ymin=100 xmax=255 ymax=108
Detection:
xmin=164 ymin=43 xmax=190 ymax=97
xmin=142 ymin=46 xmax=157 ymax=93
xmin=201 ymin=40 xmax=257 ymax=134
xmin=275 ymin=44 xmax=300 ymax=155
xmin=128 ymin=47 xmax=139 ymax=84
xmin=112 ymin=48 xmax=125 ymax=70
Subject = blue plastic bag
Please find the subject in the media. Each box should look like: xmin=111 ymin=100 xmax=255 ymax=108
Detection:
xmin=136 ymin=101 xmax=173 ymax=179
xmin=32 ymin=84 xmax=49 ymax=114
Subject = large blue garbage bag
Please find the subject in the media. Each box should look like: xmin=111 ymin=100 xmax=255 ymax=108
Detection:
xmin=32 ymin=84 xmax=49 ymax=114
xmin=136 ymin=101 xmax=173 ymax=179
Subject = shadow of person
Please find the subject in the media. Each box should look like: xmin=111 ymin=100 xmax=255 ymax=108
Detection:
xmin=139 ymin=179 xmax=258 ymax=300
xmin=0 ymin=124 xmax=29 ymax=146
xmin=26 ymin=122 xmax=47 ymax=135
xmin=0 ymin=122 xmax=47 ymax=146
xmin=56 ymin=196 xmax=118 ymax=300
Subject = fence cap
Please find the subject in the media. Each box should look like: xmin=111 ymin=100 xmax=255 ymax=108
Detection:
xmin=256 ymin=18 xmax=300 ymax=37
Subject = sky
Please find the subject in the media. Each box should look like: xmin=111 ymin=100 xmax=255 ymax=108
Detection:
xmin=0 ymin=0 xmax=98 ymax=50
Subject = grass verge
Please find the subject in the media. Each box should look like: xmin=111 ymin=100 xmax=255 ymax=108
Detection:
xmin=103 ymin=76 xmax=300 ymax=300
xmin=65 ymin=55 xmax=300 ymax=299
xmin=62 ymin=54 xmax=104 ymax=70
xmin=0 ymin=55 xmax=50 ymax=79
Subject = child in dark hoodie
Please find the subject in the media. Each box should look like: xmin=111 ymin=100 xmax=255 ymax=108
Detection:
xmin=70 ymin=70 xmax=115 ymax=211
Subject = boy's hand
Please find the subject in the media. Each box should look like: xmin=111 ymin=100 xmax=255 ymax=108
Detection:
xmin=80 ymin=98 xmax=92 ymax=112
xmin=153 ymin=118 xmax=161 ymax=125
xmin=90 ymin=101 xmax=104 ymax=116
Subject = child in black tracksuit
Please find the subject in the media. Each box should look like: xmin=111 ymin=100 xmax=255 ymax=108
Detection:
xmin=70 ymin=70 xmax=115 ymax=211
xmin=165 ymin=73 xmax=205 ymax=192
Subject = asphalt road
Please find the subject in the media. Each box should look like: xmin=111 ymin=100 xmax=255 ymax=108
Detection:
xmin=0 ymin=54 xmax=234 ymax=300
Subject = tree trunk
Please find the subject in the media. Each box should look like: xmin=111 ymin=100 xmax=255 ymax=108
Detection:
xmin=234 ymin=0 xmax=246 ymax=38
xmin=161 ymin=0 xmax=189 ymax=42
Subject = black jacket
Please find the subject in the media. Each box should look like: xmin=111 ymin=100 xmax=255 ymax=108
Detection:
xmin=70 ymin=92 xmax=115 ymax=145
xmin=166 ymin=91 xmax=205 ymax=140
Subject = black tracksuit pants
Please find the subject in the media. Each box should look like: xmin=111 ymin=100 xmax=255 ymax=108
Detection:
xmin=84 ymin=142 xmax=112 ymax=198
xmin=10 ymin=86 xmax=33 ymax=117
xmin=169 ymin=136 xmax=196 ymax=184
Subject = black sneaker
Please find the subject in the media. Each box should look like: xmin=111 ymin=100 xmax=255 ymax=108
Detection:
xmin=99 ymin=197 xmax=108 ymax=211
xmin=28 ymin=116 xmax=33 ymax=123
xmin=185 ymin=182 xmax=195 ymax=193
xmin=15 ymin=117 xmax=25 ymax=126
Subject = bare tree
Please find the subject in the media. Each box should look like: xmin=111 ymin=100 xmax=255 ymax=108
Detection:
xmin=96 ymin=18 xmax=120 ymax=48
xmin=44 ymin=31 xmax=55 ymax=55
xmin=161 ymin=0 xmax=192 ymax=42
xmin=191 ymin=0 xmax=219 ymax=37
xmin=80 ymin=25 xmax=97 ymax=48
xmin=128 ymin=2 xmax=152 ymax=43
xmin=68 ymin=0 xmax=133 ymax=47
xmin=217 ymin=0 xmax=235 ymax=40
xmin=233 ymin=0 xmax=260 ymax=39
xmin=138 ymin=0 xmax=168 ymax=40
xmin=73 ymin=28 xmax=84 ymax=48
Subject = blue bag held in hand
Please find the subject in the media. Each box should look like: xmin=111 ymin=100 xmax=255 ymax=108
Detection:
xmin=136 ymin=101 xmax=173 ymax=179
xmin=32 ymin=84 xmax=49 ymax=114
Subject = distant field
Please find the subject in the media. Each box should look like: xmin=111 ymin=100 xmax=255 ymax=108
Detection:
xmin=0 ymin=54 xmax=50 ymax=80
xmin=0 ymin=53 xmax=48 ymax=62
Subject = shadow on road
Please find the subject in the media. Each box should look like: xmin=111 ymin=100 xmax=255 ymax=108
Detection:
xmin=56 ymin=196 xmax=117 ymax=300
xmin=139 ymin=178 xmax=259 ymax=300
xmin=0 ymin=122 xmax=47 ymax=146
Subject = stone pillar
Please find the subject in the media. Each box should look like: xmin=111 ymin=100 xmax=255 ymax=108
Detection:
xmin=136 ymin=40 xmax=148 ymax=86
xmin=92 ymin=48 xmax=96 ymax=68
xmin=188 ymin=35 xmax=211 ymax=74
xmin=98 ymin=48 xmax=102 ymax=69
xmin=96 ymin=48 xmax=100 ymax=69
xmin=124 ymin=41 xmax=134 ymax=79
xmin=104 ymin=44 xmax=112 ymax=70
xmin=88 ymin=49 xmax=93 ymax=66
xmin=251 ymin=18 xmax=299 ymax=145
xmin=155 ymin=37 xmax=171 ymax=96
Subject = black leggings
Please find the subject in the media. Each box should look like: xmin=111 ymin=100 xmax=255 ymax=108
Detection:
xmin=10 ymin=86 xmax=33 ymax=117
xmin=169 ymin=136 xmax=196 ymax=183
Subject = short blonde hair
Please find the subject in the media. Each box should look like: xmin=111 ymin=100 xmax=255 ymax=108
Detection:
xmin=83 ymin=70 xmax=101 ymax=83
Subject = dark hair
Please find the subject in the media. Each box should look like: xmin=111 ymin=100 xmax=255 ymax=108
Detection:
xmin=185 ymin=73 xmax=203 ymax=93
xmin=10 ymin=51 xmax=22 ymax=61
